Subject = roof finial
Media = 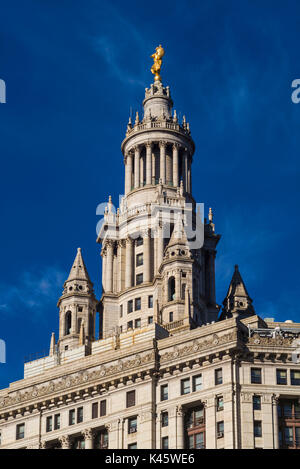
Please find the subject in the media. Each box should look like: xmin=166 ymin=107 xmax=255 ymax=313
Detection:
xmin=151 ymin=45 xmax=165 ymax=82
xmin=208 ymin=207 xmax=213 ymax=223
xmin=135 ymin=111 xmax=140 ymax=125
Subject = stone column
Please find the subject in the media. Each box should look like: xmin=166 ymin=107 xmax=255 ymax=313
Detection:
xmin=117 ymin=240 xmax=124 ymax=292
xmin=156 ymin=225 xmax=164 ymax=273
xmin=59 ymin=435 xmax=70 ymax=449
xmin=140 ymin=152 xmax=144 ymax=187
xmin=106 ymin=241 xmax=114 ymax=293
xmin=146 ymin=142 xmax=152 ymax=185
xmin=152 ymin=150 xmax=156 ymax=184
xmin=183 ymin=149 xmax=188 ymax=192
xmin=188 ymin=159 xmax=192 ymax=193
xmin=134 ymin=146 xmax=140 ymax=189
xmin=144 ymin=230 xmax=151 ymax=283
xmin=176 ymin=406 xmax=185 ymax=449
xmin=125 ymin=153 xmax=133 ymax=194
xmin=125 ymin=238 xmax=133 ymax=289
xmin=106 ymin=420 xmax=120 ymax=449
xmin=101 ymin=249 xmax=107 ymax=292
xmin=205 ymin=397 xmax=216 ymax=449
xmin=272 ymin=394 xmax=280 ymax=449
xmin=159 ymin=141 xmax=166 ymax=184
xmin=172 ymin=143 xmax=179 ymax=187
xmin=82 ymin=428 xmax=93 ymax=449
xmin=168 ymin=407 xmax=177 ymax=448
xmin=175 ymin=270 xmax=181 ymax=300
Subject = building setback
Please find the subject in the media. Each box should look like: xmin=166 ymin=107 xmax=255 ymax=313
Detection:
xmin=0 ymin=51 xmax=300 ymax=450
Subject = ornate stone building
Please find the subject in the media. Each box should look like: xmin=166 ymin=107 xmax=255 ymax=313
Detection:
xmin=1 ymin=55 xmax=300 ymax=450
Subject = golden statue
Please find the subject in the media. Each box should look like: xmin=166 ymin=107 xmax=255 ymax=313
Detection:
xmin=151 ymin=45 xmax=165 ymax=82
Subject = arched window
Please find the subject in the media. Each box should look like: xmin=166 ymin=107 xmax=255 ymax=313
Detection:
xmin=168 ymin=277 xmax=176 ymax=301
xmin=65 ymin=311 xmax=72 ymax=336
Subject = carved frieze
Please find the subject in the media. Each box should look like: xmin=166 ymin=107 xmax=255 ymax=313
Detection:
xmin=0 ymin=351 xmax=156 ymax=411
xmin=160 ymin=331 xmax=237 ymax=364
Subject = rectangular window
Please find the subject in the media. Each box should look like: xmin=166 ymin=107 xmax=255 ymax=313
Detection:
xmin=148 ymin=295 xmax=153 ymax=308
xmin=291 ymin=370 xmax=300 ymax=386
xmin=217 ymin=396 xmax=224 ymax=411
xmin=253 ymin=395 xmax=261 ymax=411
xmin=92 ymin=402 xmax=98 ymax=419
xmin=285 ymin=427 xmax=293 ymax=445
xmin=161 ymin=412 xmax=168 ymax=427
xmin=53 ymin=414 xmax=60 ymax=430
xmin=126 ymin=390 xmax=136 ymax=408
xmin=162 ymin=436 xmax=169 ymax=449
xmin=46 ymin=416 xmax=52 ymax=433
xmin=128 ymin=417 xmax=137 ymax=434
xmin=195 ymin=432 xmax=204 ymax=449
xmin=215 ymin=368 xmax=223 ymax=385
xmin=181 ymin=378 xmax=190 ymax=395
xmin=169 ymin=312 xmax=173 ymax=322
xmin=136 ymin=238 xmax=143 ymax=246
xmin=127 ymin=320 xmax=133 ymax=330
xmin=251 ymin=368 xmax=262 ymax=384
xmin=135 ymin=297 xmax=141 ymax=311
xmin=148 ymin=316 xmax=153 ymax=325
xmin=100 ymin=400 xmax=107 ymax=417
xmin=217 ymin=421 xmax=224 ymax=438
xmin=128 ymin=300 xmax=133 ymax=313
xmin=136 ymin=253 xmax=143 ymax=266
xmin=120 ymin=305 xmax=123 ymax=318
xmin=16 ymin=423 xmax=25 ymax=440
xmin=161 ymin=384 xmax=168 ymax=401
xmin=277 ymin=369 xmax=287 ymax=385
xmin=254 ymin=420 xmax=262 ymax=438
xmin=192 ymin=374 xmax=202 ymax=392
xmin=128 ymin=443 xmax=137 ymax=449
xmin=77 ymin=407 xmax=83 ymax=423
xmin=69 ymin=409 xmax=75 ymax=426
xmin=135 ymin=318 xmax=141 ymax=328
xmin=136 ymin=273 xmax=143 ymax=285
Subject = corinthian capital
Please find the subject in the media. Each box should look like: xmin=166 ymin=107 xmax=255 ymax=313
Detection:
xmin=59 ymin=435 xmax=70 ymax=448
xmin=82 ymin=428 xmax=93 ymax=440
xmin=159 ymin=140 xmax=167 ymax=149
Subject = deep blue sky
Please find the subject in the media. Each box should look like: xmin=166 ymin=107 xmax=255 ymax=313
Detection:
xmin=0 ymin=0 xmax=299 ymax=388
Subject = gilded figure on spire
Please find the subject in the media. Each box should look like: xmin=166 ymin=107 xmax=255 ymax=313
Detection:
xmin=151 ymin=45 xmax=165 ymax=82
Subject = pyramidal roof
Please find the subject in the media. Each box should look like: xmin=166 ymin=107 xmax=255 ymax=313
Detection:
xmin=167 ymin=216 xmax=189 ymax=248
xmin=225 ymin=265 xmax=251 ymax=299
xmin=66 ymin=248 xmax=92 ymax=283
xmin=220 ymin=265 xmax=255 ymax=320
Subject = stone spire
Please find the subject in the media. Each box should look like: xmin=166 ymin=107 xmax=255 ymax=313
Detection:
xmin=220 ymin=265 xmax=255 ymax=320
xmin=66 ymin=248 xmax=92 ymax=284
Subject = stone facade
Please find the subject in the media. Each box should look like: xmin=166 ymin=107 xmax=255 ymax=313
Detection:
xmin=0 ymin=73 xmax=300 ymax=450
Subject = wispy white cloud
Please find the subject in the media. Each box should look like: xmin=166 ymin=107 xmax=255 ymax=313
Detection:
xmin=0 ymin=267 xmax=65 ymax=322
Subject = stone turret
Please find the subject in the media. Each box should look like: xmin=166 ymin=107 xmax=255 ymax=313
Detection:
xmin=57 ymin=248 xmax=97 ymax=352
xmin=219 ymin=265 xmax=255 ymax=320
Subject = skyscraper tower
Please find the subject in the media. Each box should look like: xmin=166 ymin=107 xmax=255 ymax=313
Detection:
xmin=98 ymin=47 xmax=221 ymax=339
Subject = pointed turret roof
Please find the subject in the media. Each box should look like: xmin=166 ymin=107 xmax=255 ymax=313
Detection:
xmin=220 ymin=265 xmax=255 ymax=320
xmin=167 ymin=216 xmax=189 ymax=248
xmin=66 ymin=248 xmax=92 ymax=284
